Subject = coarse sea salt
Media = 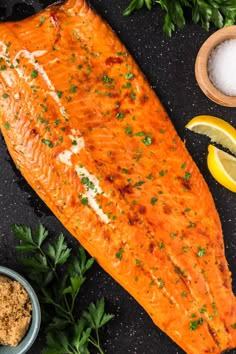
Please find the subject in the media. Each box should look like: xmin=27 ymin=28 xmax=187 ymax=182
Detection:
xmin=208 ymin=39 xmax=236 ymax=96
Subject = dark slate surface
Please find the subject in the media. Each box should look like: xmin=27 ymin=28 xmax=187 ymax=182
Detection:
xmin=0 ymin=1 xmax=236 ymax=353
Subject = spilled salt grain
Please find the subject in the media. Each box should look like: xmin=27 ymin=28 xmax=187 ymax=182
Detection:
xmin=208 ymin=39 xmax=236 ymax=96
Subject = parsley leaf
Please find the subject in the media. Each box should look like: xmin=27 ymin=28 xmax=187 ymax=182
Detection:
xmin=82 ymin=298 xmax=114 ymax=329
xmin=123 ymin=0 xmax=236 ymax=36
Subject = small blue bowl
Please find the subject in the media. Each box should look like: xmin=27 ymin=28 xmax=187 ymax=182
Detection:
xmin=0 ymin=266 xmax=41 ymax=354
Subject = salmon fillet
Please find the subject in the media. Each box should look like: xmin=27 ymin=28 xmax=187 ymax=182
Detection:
xmin=0 ymin=1 xmax=236 ymax=352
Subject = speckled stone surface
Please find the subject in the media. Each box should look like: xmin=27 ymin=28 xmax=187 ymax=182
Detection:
xmin=0 ymin=1 xmax=236 ymax=353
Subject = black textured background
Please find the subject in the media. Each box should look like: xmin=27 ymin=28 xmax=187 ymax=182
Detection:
xmin=0 ymin=1 xmax=236 ymax=353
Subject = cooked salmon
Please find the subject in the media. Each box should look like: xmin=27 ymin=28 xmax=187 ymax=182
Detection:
xmin=0 ymin=1 xmax=236 ymax=353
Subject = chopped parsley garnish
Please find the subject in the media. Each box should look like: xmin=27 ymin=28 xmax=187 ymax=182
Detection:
xmin=102 ymin=74 xmax=114 ymax=84
xmin=157 ymin=278 xmax=165 ymax=288
xmin=70 ymin=54 xmax=75 ymax=62
xmin=115 ymin=248 xmax=124 ymax=260
xmin=54 ymin=119 xmax=61 ymax=126
xmin=2 ymin=93 xmax=9 ymax=99
xmin=125 ymin=125 xmax=133 ymax=135
xmin=187 ymin=221 xmax=195 ymax=228
xmin=36 ymin=15 xmax=46 ymax=27
xmin=197 ymin=246 xmax=206 ymax=257
xmin=81 ymin=177 xmax=95 ymax=191
xmin=200 ymin=305 xmax=207 ymax=313
xmin=125 ymin=73 xmax=134 ymax=80
xmin=41 ymin=139 xmax=53 ymax=148
xmin=184 ymin=172 xmax=192 ymax=180
xmin=40 ymin=104 xmax=48 ymax=112
xmin=31 ymin=69 xmax=38 ymax=79
xmin=159 ymin=170 xmax=168 ymax=177
xmin=133 ymin=180 xmax=145 ymax=188
xmin=190 ymin=318 xmax=204 ymax=331
xmin=4 ymin=122 xmax=10 ymax=130
xmin=123 ymin=82 xmax=131 ymax=88
xmin=69 ymin=84 xmax=77 ymax=93
xmin=136 ymin=131 xmax=145 ymax=136
xmin=38 ymin=116 xmax=48 ymax=124
xmin=184 ymin=208 xmax=191 ymax=212
xmin=0 ymin=65 xmax=6 ymax=71
xmin=117 ymin=52 xmax=128 ymax=57
xmin=142 ymin=136 xmax=152 ymax=146
xmin=159 ymin=129 xmax=166 ymax=133
xmin=146 ymin=173 xmax=153 ymax=180
xmin=79 ymin=195 xmax=89 ymax=206
xmin=116 ymin=112 xmax=125 ymax=119
xmin=151 ymin=197 xmax=158 ymax=205
xmin=56 ymin=91 xmax=63 ymax=98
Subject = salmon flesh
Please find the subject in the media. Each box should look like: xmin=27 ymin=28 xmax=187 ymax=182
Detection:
xmin=0 ymin=1 xmax=236 ymax=353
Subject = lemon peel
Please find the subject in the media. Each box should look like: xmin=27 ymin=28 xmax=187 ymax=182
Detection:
xmin=207 ymin=145 xmax=236 ymax=193
xmin=186 ymin=115 xmax=236 ymax=155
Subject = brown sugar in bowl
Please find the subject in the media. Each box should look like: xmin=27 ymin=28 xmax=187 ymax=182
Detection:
xmin=0 ymin=266 xmax=41 ymax=354
xmin=195 ymin=25 xmax=236 ymax=107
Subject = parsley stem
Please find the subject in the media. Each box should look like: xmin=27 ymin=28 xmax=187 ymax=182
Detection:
xmin=44 ymin=297 xmax=74 ymax=323
xmin=68 ymin=344 xmax=79 ymax=354
xmin=70 ymin=287 xmax=81 ymax=315
xmin=88 ymin=334 xmax=104 ymax=354
xmin=64 ymin=295 xmax=74 ymax=320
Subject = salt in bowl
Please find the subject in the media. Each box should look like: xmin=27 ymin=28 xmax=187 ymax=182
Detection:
xmin=195 ymin=25 xmax=236 ymax=107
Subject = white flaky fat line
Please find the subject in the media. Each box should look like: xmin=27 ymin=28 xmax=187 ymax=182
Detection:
xmin=13 ymin=49 xmax=52 ymax=85
xmin=58 ymin=135 xmax=110 ymax=224
xmin=13 ymin=49 xmax=71 ymax=121
xmin=0 ymin=44 xmax=73 ymax=124
xmin=75 ymin=165 xmax=110 ymax=224
xmin=58 ymin=135 xmax=85 ymax=166
xmin=11 ymin=48 xmax=74 ymax=123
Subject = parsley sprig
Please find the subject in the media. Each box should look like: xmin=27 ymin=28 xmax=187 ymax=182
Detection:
xmin=123 ymin=0 xmax=236 ymax=36
xmin=12 ymin=224 xmax=114 ymax=354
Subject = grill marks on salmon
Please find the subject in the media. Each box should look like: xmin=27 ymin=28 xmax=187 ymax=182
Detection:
xmin=0 ymin=1 xmax=236 ymax=353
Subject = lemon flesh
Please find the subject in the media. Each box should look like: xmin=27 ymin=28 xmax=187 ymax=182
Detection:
xmin=186 ymin=115 xmax=236 ymax=155
xmin=207 ymin=144 xmax=236 ymax=193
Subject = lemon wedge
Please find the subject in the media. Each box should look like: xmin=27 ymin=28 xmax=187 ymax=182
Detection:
xmin=207 ymin=145 xmax=236 ymax=193
xmin=186 ymin=115 xmax=236 ymax=155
